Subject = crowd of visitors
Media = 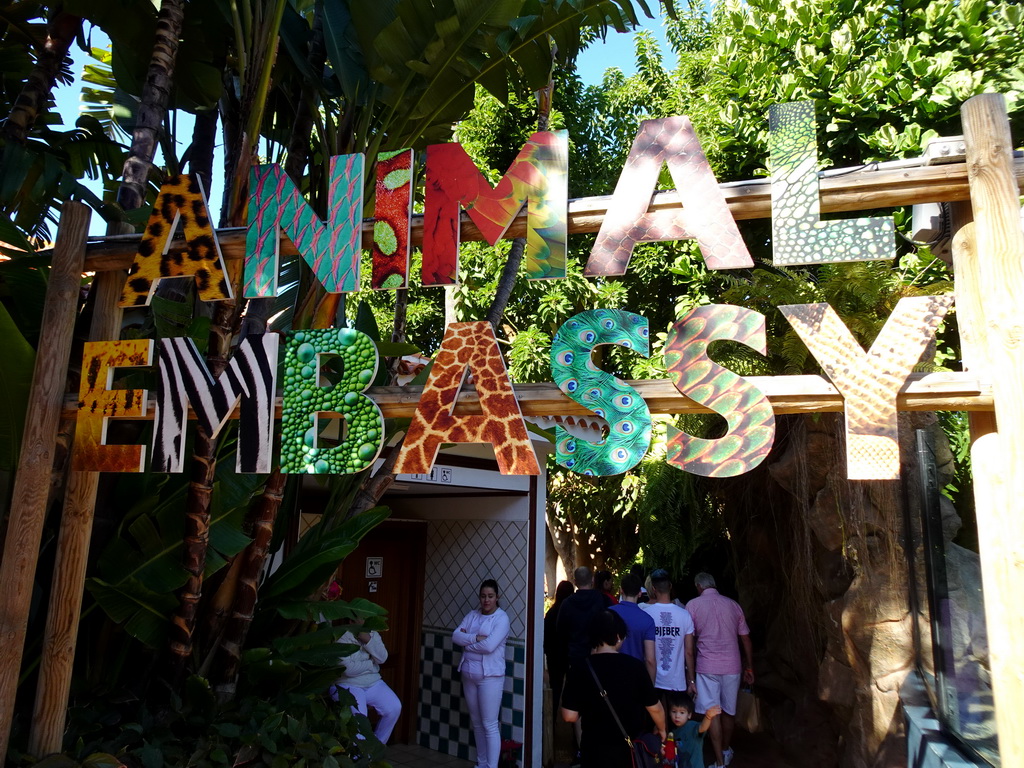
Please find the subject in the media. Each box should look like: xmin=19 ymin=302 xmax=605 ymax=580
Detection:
xmin=324 ymin=566 xmax=751 ymax=768
xmin=547 ymin=567 xmax=753 ymax=768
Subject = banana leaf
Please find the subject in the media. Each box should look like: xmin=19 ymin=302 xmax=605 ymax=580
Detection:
xmin=259 ymin=505 xmax=390 ymax=603
xmin=86 ymin=459 xmax=265 ymax=647
xmin=278 ymin=596 xmax=388 ymax=626
xmin=0 ymin=302 xmax=35 ymax=470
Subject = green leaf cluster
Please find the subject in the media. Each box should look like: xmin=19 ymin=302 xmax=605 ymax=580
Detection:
xmin=709 ymin=0 xmax=1023 ymax=170
xmin=32 ymin=676 xmax=387 ymax=768
xmin=86 ymin=465 xmax=265 ymax=648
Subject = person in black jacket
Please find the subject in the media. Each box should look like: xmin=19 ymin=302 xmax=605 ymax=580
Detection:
xmin=544 ymin=580 xmax=576 ymax=709
xmin=560 ymin=610 xmax=667 ymax=767
xmin=557 ymin=567 xmax=611 ymax=669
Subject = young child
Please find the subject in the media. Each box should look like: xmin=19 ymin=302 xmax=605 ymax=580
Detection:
xmin=666 ymin=692 xmax=721 ymax=768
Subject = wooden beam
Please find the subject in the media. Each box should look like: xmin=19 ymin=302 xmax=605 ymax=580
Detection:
xmin=0 ymin=202 xmax=90 ymax=759
xmin=60 ymin=371 xmax=991 ymax=423
xmin=76 ymin=156 xmax=1024 ymax=273
xmin=961 ymin=93 xmax=1024 ymax=767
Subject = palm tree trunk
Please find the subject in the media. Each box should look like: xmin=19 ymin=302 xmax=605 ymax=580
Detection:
xmin=385 ymin=289 xmax=410 ymax=381
xmin=188 ymin=109 xmax=219 ymax=195
xmin=283 ymin=7 xmax=325 ymax=183
xmin=2 ymin=8 xmax=82 ymax=144
xmin=169 ymin=0 xmax=289 ymax=683
xmin=117 ymin=0 xmax=186 ymax=212
xmin=167 ymin=298 xmax=242 ymax=682
xmin=213 ymin=468 xmax=286 ymax=699
xmin=223 ymin=0 xmax=288 ymax=226
xmin=210 ymin=0 xmax=323 ymax=696
xmin=485 ymin=238 xmax=527 ymax=330
xmin=94 ymin=0 xmax=182 ymax=593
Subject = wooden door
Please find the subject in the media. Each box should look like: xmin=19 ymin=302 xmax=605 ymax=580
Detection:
xmin=340 ymin=519 xmax=427 ymax=744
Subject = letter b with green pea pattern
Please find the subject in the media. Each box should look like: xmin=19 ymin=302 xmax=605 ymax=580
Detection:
xmin=280 ymin=328 xmax=384 ymax=474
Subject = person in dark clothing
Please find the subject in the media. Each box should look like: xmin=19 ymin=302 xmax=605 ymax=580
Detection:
xmin=596 ymin=569 xmax=618 ymax=605
xmin=560 ymin=610 xmax=667 ymax=767
xmin=557 ymin=567 xmax=609 ymax=668
xmin=630 ymin=564 xmax=649 ymax=604
xmin=544 ymin=580 xmax=576 ymax=709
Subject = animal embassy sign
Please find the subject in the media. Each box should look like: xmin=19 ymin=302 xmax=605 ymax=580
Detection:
xmin=72 ymin=102 xmax=952 ymax=482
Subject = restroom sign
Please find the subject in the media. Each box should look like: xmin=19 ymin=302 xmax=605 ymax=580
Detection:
xmin=365 ymin=557 xmax=383 ymax=578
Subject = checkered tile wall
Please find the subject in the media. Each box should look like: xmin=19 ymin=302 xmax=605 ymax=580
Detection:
xmin=423 ymin=519 xmax=530 ymax=639
xmin=417 ymin=517 xmax=531 ymax=761
xmin=418 ymin=627 xmax=527 ymax=761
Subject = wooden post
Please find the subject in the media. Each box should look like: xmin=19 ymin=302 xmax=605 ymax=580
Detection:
xmin=960 ymin=93 xmax=1024 ymax=765
xmin=28 ymin=270 xmax=124 ymax=757
xmin=0 ymin=202 xmax=90 ymax=758
xmin=949 ymin=202 xmax=998 ymax=439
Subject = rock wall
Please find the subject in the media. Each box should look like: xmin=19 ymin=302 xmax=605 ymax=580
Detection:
xmin=716 ymin=411 xmax=957 ymax=768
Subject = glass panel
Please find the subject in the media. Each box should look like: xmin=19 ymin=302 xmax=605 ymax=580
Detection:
xmin=914 ymin=429 xmax=998 ymax=765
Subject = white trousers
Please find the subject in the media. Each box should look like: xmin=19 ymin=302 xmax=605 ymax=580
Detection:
xmin=334 ymin=680 xmax=402 ymax=744
xmin=461 ymin=671 xmax=504 ymax=768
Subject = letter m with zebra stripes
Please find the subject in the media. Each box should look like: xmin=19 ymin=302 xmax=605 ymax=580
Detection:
xmin=153 ymin=335 xmax=280 ymax=473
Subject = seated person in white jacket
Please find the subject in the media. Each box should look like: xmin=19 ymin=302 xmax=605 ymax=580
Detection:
xmin=331 ymin=628 xmax=402 ymax=744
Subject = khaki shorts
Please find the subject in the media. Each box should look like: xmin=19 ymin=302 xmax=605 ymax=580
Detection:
xmin=695 ymin=672 xmax=741 ymax=715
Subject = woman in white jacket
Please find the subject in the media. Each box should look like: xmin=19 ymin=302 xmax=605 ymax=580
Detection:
xmin=331 ymin=629 xmax=402 ymax=744
xmin=453 ymin=579 xmax=510 ymax=768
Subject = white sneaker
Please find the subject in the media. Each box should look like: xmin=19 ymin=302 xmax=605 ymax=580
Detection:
xmin=723 ymin=747 xmax=735 ymax=765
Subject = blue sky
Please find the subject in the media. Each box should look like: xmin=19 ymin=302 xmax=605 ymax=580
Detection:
xmin=576 ymin=16 xmax=674 ymax=85
xmin=52 ymin=16 xmax=673 ymax=234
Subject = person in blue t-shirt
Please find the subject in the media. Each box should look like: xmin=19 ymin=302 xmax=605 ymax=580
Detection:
xmin=667 ymin=692 xmax=720 ymax=768
xmin=609 ymin=573 xmax=656 ymax=681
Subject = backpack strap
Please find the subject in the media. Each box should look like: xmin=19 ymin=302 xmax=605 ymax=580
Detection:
xmin=585 ymin=658 xmax=633 ymax=750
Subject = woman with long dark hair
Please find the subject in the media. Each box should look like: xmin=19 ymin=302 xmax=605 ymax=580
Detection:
xmin=454 ymin=579 xmax=510 ymax=768
xmin=596 ymin=569 xmax=618 ymax=605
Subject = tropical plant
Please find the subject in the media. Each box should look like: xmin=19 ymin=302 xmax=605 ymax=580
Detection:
xmin=708 ymin=0 xmax=1023 ymax=172
xmin=2 ymin=1 xmax=689 ymax=762
xmin=634 ymin=446 xmax=723 ymax=581
xmin=0 ymin=279 xmax=38 ymax=473
xmin=0 ymin=2 xmax=129 ymax=244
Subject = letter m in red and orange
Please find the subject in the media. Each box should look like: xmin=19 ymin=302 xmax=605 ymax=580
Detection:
xmin=422 ymin=131 xmax=568 ymax=286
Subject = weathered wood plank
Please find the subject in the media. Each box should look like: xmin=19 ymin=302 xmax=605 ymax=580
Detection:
xmin=0 ymin=202 xmax=90 ymax=759
xmin=77 ymin=157 xmax=1024 ymax=273
xmin=60 ymin=371 xmax=991 ymax=423
xmin=961 ymin=93 xmax=1024 ymax=767
xmin=29 ymin=270 xmax=126 ymax=758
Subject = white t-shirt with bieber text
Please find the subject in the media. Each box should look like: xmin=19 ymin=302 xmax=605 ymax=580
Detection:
xmin=639 ymin=601 xmax=695 ymax=691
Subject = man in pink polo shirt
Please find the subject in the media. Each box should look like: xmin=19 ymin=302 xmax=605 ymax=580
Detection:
xmin=685 ymin=573 xmax=754 ymax=768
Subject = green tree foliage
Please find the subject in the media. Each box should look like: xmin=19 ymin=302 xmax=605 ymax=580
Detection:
xmin=710 ymin=0 xmax=1023 ymax=170
xmin=634 ymin=449 xmax=723 ymax=582
xmin=444 ymin=0 xmax=1021 ymax=577
xmin=547 ymin=461 xmax=644 ymax=571
xmin=2 ymin=1 xmax=680 ymax=763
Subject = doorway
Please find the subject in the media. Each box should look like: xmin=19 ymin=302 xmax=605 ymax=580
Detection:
xmin=340 ymin=518 xmax=427 ymax=744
